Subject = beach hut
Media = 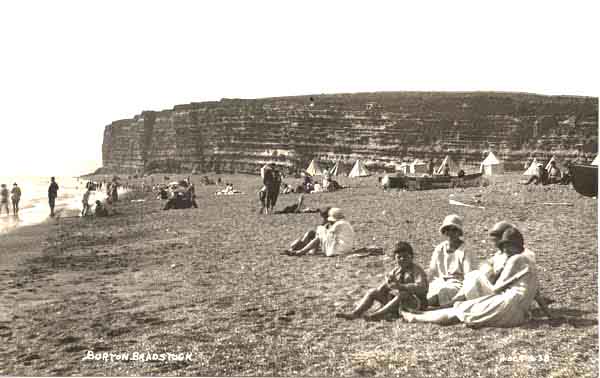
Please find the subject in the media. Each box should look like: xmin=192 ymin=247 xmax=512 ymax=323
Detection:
xmin=591 ymin=155 xmax=600 ymax=166
xmin=544 ymin=155 xmax=563 ymax=172
xmin=410 ymin=159 xmax=428 ymax=175
xmin=523 ymin=158 xmax=539 ymax=175
xmin=349 ymin=160 xmax=370 ymax=177
xmin=305 ymin=159 xmax=323 ymax=176
xmin=480 ymin=151 xmax=504 ymax=176
xmin=435 ymin=155 xmax=460 ymax=175
xmin=329 ymin=160 xmax=348 ymax=176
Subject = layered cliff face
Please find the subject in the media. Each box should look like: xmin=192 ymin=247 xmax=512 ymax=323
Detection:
xmin=101 ymin=92 xmax=598 ymax=174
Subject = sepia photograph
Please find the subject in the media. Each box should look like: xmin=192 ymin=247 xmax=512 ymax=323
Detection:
xmin=1 ymin=1 xmax=598 ymax=377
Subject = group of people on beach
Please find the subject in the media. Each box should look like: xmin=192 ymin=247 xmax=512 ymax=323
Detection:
xmin=80 ymin=178 xmax=119 ymax=217
xmin=0 ymin=182 xmax=21 ymax=216
xmin=523 ymin=160 xmax=571 ymax=186
xmin=281 ymin=206 xmax=548 ymax=328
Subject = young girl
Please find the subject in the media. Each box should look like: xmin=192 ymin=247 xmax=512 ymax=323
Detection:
xmin=426 ymin=214 xmax=474 ymax=307
xmin=402 ymin=227 xmax=539 ymax=328
xmin=336 ymin=241 xmax=428 ymax=320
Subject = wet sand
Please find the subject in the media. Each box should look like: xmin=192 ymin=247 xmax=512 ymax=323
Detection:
xmin=1 ymin=174 xmax=597 ymax=376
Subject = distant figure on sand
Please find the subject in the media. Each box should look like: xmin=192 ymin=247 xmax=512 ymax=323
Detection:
xmin=547 ymin=161 xmax=562 ymax=184
xmin=94 ymin=200 xmax=109 ymax=217
xmin=261 ymin=163 xmax=281 ymax=214
xmin=427 ymin=214 xmax=474 ymax=307
xmin=11 ymin=183 xmax=21 ymax=215
xmin=0 ymin=184 xmax=9 ymax=215
xmin=48 ymin=177 xmax=59 ymax=217
xmin=336 ymin=241 xmax=428 ymax=320
xmin=81 ymin=188 xmax=92 ymax=216
xmin=110 ymin=182 xmax=119 ymax=202
xmin=523 ymin=164 xmax=548 ymax=186
xmin=274 ymin=194 xmax=320 ymax=214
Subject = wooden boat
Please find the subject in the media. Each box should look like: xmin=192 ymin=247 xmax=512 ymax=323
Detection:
xmin=386 ymin=172 xmax=483 ymax=191
xmin=570 ymin=164 xmax=598 ymax=197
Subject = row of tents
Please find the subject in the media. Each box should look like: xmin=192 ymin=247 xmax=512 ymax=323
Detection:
xmin=306 ymin=159 xmax=371 ymax=178
xmin=305 ymin=152 xmax=599 ymax=178
xmin=304 ymin=151 xmax=505 ymax=177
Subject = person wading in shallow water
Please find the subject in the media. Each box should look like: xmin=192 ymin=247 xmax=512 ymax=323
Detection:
xmin=48 ymin=177 xmax=59 ymax=217
xmin=0 ymin=184 xmax=9 ymax=215
xmin=11 ymin=183 xmax=21 ymax=215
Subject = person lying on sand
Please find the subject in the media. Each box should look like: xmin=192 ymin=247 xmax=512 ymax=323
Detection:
xmin=448 ymin=221 xmax=554 ymax=318
xmin=426 ymin=214 xmax=474 ymax=307
xmin=284 ymin=208 xmax=354 ymax=257
xmin=336 ymin=241 xmax=428 ymax=321
xmin=401 ymin=227 xmax=540 ymax=328
xmin=274 ymin=194 xmax=320 ymax=214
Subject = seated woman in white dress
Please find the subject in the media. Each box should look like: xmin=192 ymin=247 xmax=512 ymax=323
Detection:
xmin=426 ymin=214 xmax=474 ymax=307
xmin=452 ymin=221 xmax=553 ymax=318
xmin=402 ymin=227 xmax=539 ymax=328
xmin=289 ymin=208 xmax=354 ymax=257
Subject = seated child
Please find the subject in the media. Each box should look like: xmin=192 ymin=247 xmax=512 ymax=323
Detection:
xmin=336 ymin=241 xmax=428 ymax=320
xmin=94 ymin=200 xmax=109 ymax=217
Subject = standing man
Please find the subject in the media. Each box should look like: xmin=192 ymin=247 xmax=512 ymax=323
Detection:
xmin=11 ymin=183 xmax=21 ymax=215
xmin=48 ymin=177 xmax=59 ymax=217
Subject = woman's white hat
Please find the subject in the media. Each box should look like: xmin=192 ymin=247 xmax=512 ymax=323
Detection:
xmin=439 ymin=214 xmax=463 ymax=235
xmin=327 ymin=208 xmax=345 ymax=222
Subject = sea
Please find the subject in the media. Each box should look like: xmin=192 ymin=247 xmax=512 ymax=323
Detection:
xmin=0 ymin=176 xmax=117 ymax=234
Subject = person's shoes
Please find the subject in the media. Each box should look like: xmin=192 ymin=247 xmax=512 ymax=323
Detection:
xmin=335 ymin=312 xmax=357 ymax=320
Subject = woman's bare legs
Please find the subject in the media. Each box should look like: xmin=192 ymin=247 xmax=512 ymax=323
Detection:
xmin=293 ymin=237 xmax=320 ymax=256
xmin=401 ymin=307 xmax=461 ymax=325
xmin=289 ymin=230 xmax=317 ymax=251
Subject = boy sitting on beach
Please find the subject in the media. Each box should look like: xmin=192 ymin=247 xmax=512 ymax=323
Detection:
xmin=336 ymin=241 xmax=428 ymax=320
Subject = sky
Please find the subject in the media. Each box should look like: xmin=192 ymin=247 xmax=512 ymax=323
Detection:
xmin=0 ymin=1 xmax=598 ymax=177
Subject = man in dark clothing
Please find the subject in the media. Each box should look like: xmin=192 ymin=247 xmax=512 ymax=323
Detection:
xmin=48 ymin=177 xmax=59 ymax=217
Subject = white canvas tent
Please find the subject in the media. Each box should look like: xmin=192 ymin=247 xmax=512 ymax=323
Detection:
xmin=435 ymin=155 xmax=459 ymax=175
xmin=480 ymin=151 xmax=504 ymax=175
xmin=523 ymin=158 xmax=540 ymax=175
xmin=410 ymin=159 xmax=428 ymax=175
xmin=305 ymin=159 xmax=324 ymax=176
xmin=592 ymin=155 xmax=600 ymax=166
xmin=349 ymin=160 xmax=371 ymax=177
xmin=329 ymin=161 xmax=347 ymax=176
xmin=544 ymin=155 xmax=563 ymax=172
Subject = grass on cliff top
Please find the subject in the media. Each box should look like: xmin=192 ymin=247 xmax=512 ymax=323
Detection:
xmin=4 ymin=173 xmax=598 ymax=377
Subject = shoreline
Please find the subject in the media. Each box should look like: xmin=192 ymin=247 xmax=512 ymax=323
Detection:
xmin=0 ymin=187 xmax=131 ymax=235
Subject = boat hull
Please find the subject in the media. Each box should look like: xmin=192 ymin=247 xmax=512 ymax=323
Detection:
xmin=387 ymin=172 xmax=483 ymax=191
xmin=571 ymin=165 xmax=598 ymax=197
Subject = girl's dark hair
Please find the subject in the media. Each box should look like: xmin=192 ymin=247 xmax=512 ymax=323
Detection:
xmin=319 ymin=206 xmax=331 ymax=219
xmin=393 ymin=241 xmax=414 ymax=256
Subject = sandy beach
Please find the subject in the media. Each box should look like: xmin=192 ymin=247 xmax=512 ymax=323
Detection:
xmin=1 ymin=173 xmax=597 ymax=377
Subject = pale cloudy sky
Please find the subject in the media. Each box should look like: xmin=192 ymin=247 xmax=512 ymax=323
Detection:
xmin=0 ymin=1 xmax=598 ymax=176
